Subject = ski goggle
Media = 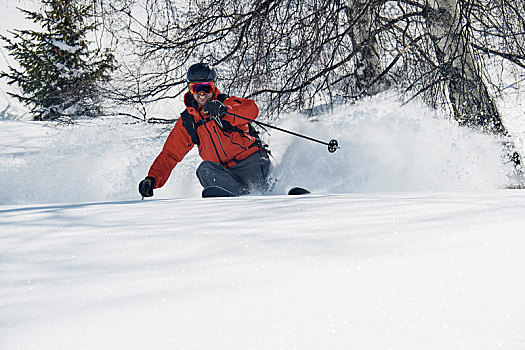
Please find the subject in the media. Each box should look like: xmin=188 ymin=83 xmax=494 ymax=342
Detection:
xmin=188 ymin=81 xmax=215 ymax=94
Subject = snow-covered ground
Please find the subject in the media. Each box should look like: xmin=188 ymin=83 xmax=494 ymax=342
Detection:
xmin=2 ymin=99 xmax=525 ymax=350
xmin=2 ymin=188 xmax=525 ymax=350
xmin=2 ymin=2 xmax=525 ymax=349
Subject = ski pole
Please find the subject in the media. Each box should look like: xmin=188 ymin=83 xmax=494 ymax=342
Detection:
xmin=224 ymin=111 xmax=340 ymax=153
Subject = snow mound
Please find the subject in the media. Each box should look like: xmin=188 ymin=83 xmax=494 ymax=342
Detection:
xmin=271 ymin=97 xmax=512 ymax=193
xmin=0 ymin=97 xmax=514 ymax=205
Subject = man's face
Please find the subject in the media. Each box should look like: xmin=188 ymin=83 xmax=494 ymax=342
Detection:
xmin=193 ymin=90 xmax=213 ymax=107
xmin=189 ymin=82 xmax=215 ymax=107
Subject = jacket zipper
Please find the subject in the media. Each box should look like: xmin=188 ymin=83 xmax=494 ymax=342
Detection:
xmin=198 ymin=109 xmax=224 ymax=163
xmin=212 ymin=125 xmax=229 ymax=158
xmin=202 ymin=123 xmax=223 ymax=163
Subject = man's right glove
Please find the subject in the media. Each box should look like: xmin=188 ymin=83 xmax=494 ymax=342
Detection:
xmin=203 ymin=100 xmax=227 ymax=119
xmin=139 ymin=176 xmax=156 ymax=198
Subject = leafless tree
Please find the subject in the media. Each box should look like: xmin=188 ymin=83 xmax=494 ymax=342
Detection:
xmin=95 ymin=0 xmax=525 ymax=181
xmin=95 ymin=0 xmax=392 ymax=116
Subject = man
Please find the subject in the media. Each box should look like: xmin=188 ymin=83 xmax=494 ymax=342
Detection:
xmin=138 ymin=63 xmax=271 ymax=198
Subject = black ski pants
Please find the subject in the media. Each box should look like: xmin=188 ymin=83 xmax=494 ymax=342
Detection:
xmin=196 ymin=150 xmax=271 ymax=195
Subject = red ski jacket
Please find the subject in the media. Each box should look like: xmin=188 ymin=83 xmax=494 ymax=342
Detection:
xmin=148 ymin=88 xmax=261 ymax=189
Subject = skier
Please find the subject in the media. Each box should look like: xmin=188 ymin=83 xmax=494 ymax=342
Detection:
xmin=138 ymin=62 xmax=271 ymax=198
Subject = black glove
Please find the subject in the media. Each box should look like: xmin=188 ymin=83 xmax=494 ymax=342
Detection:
xmin=203 ymin=100 xmax=227 ymax=119
xmin=138 ymin=176 xmax=156 ymax=197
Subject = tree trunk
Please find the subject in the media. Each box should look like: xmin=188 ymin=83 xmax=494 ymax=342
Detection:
xmin=424 ymin=0 xmax=523 ymax=185
xmin=348 ymin=0 xmax=386 ymax=96
xmin=425 ymin=0 xmax=504 ymax=132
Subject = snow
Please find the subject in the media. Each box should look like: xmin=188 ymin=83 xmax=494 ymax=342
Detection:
xmin=51 ymin=40 xmax=81 ymax=54
xmin=2 ymin=2 xmax=525 ymax=349
xmin=2 ymin=189 xmax=525 ymax=349
xmin=0 ymin=98 xmax=515 ymax=205
xmin=2 ymin=98 xmax=525 ymax=350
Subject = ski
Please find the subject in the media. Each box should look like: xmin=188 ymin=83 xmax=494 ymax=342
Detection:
xmin=203 ymin=186 xmax=310 ymax=197
xmin=288 ymin=187 xmax=311 ymax=195
xmin=202 ymin=186 xmax=237 ymax=198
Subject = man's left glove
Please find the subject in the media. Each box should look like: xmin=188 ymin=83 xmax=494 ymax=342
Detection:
xmin=203 ymin=100 xmax=227 ymax=119
xmin=139 ymin=176 xmax=156 ymax=198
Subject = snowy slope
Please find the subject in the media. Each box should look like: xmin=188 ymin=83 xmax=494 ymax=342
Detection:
xmin=2 ymin=99 xmax=525 ymax=350
xmin=2 ymin=190 xmax=525 ymax=349
xmin=2 ymin=2 xmax=525 ymax=349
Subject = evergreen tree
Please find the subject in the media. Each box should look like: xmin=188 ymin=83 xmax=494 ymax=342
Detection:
xmin=0 ymin=0 xmax=115 ymax=121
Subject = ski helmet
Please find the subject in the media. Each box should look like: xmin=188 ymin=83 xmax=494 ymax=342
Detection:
xmin=186 ymin=63 xmax=217 ymax=83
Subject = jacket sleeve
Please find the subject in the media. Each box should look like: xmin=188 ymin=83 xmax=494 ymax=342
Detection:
xmin=147 ymin=118 xmax=194 ymax=189
xmin=223 ymin=96 xmax=259 ymax=127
